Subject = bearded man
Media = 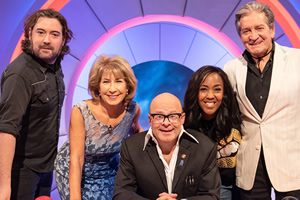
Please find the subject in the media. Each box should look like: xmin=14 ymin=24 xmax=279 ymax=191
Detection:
xmin=0 ymin=9 xmax=73 ymax=200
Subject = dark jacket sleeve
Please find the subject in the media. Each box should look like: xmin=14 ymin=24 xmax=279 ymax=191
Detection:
xmin=192 ymin=144 xmax=220 ymax=200
xmin=185 ymin=128 xmax=221 ymax=200
xmin=113 ymin=136 xmax=149 ymax=200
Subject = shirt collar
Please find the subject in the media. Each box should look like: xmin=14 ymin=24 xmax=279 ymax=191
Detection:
xmin=30 ymin=53 xmax=61 ymax=73
xmin=143 ymin=126 xmax=199 ymax=151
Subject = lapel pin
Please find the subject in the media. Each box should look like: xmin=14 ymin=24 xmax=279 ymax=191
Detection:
xmin=181 ymin=154 xmax=186 ymax=159
xmin=179 ymin=159 xmax=184 ymax=166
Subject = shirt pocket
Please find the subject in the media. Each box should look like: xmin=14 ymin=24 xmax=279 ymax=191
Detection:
xmin=30 ymin=90 xmax=57 ymax=116
xmin=38 ymin=90 xmax=56 ymax=103
xmin=39 ymin=92 xmax=52 ymax=103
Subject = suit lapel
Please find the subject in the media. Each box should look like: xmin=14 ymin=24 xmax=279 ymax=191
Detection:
xmin=145 ymin=139 xmax=168 ymax=190
xmin=172 ymin=136 xmax=191 ymax=191
xmin=236 ymin=56 xmax=261 ymax=122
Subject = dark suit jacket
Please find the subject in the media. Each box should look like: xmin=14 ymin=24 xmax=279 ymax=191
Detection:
xmin=113 ymin=128 xmax=221 ymax=200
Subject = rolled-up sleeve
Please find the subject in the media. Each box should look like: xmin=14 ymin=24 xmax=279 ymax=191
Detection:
xmin=0 ymin=72 xmax=31 ymax=137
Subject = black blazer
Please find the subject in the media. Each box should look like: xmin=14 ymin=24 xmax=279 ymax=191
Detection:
xmin=113 ymin=128 xmax=221 ymax=200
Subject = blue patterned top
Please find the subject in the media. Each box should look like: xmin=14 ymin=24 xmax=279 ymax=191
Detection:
xmin=54 ymin=100 xmax=137 ymax=200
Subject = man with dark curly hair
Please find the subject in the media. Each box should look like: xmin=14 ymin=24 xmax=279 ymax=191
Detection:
xmin=0 ymin=9 xmax=73 ymax=199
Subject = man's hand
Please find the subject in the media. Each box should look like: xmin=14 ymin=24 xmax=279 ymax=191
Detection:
xmin=157 ymin=192 xmax=178 ymax=200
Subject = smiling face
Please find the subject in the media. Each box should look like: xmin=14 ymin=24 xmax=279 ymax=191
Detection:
xmin=99 ymin=72 xmax=127 ymax=106
xmin=149 ymin=93 xmax=185 ymax=147
xmin=30 ymin=17 xmax=64 ymax=64
xmin=239 ymin=11 xmax=275 ymax=58
xmin=198 ymin=72 xmax=224 ymax=120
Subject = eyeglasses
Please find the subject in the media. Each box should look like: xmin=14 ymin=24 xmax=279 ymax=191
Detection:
xmin=149 ymin=113 xmax=182 ymax=124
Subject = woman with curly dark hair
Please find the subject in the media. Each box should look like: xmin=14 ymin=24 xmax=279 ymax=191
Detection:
xmin=184 ymin=65 xmax=242 ymax=200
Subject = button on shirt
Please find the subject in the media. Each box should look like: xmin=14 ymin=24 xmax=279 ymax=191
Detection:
xmin=143 ymin=126 xmax=199 ymax=193
xmin=243 ymin=44 xmax=275 ymax=118
xmin=0 ymin=52 xmax=65 ymax=172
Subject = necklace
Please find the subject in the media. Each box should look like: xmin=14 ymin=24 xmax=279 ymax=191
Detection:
xmin=251 ymin=48 xmax=272 ymax=71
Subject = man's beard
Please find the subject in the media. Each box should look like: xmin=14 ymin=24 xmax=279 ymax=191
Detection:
xmin=30 ymin=43 xmax=62 ymax=64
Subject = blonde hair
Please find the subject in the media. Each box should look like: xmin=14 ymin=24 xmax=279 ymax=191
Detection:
xmin=88 ymin=55 xmax=137 ymax=106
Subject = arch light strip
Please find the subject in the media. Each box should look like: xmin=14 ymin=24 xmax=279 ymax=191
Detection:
xmin=10 ymin=0 xmax=300 ymax=62
xmin=68 ymin=14 xmax=242 ymax=99
xmin=8 ymin=0 xmax=300 ymax=123
xmin=64 ymin=15 xmax=244 ymax=127
xmin=258 ymin=0 xmax=300 ymax=48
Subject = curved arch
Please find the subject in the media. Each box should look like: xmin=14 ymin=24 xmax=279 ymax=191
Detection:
xmin=66 ymin=15 xmax=243 ymax=109
xmin=6 ymin=0 xmax=300 ymax=135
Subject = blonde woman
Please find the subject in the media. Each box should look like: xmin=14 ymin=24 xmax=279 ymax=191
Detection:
xmin=54 ymin=55 xmax=143 ymax=200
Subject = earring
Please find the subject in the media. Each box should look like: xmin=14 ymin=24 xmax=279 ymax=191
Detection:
xmin=126 ymin=90 xmax=129 ymax=95
xmin=98 ymin=90 xmax=101 ymax=97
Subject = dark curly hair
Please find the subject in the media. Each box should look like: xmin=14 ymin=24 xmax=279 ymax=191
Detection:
xmin=21 ymin=9 xmax=73 ymax=60
xmin=184 ymin=65 xmax=241 ymax=143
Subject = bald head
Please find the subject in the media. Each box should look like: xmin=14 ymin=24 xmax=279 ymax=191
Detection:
xmin=148 ymin=93 xmax=185 ymax=150
xmin=150 ymin=93 xmax=183 ymax=114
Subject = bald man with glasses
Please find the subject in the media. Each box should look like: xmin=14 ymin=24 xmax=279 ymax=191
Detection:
xmin=113 ymin=92 xmax=220 ymax=200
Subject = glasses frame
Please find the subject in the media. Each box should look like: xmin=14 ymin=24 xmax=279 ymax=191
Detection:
xmin=149 ymin=113 xmax=182 ymax=123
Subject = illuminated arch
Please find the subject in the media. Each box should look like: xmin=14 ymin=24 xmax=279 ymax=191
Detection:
xmin=65 ymin=15 xmax=243 ymax=116
xmin=8 ymin=0 xmax=300 ymax=132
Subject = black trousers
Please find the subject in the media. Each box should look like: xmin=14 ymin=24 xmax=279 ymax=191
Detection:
xmin=11 ymin=165 xmax=53 ymax=200
xmin=239 ymin=150 xmax=300 ymax=200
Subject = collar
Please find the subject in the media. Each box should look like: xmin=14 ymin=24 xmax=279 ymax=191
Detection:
xmin=242 ymin=40 xmax=275 ymax=64
xmin=143 ymin=126 xmax=199 ymax=151
xmin=31 ymin=53 xmax=61 ymax=73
